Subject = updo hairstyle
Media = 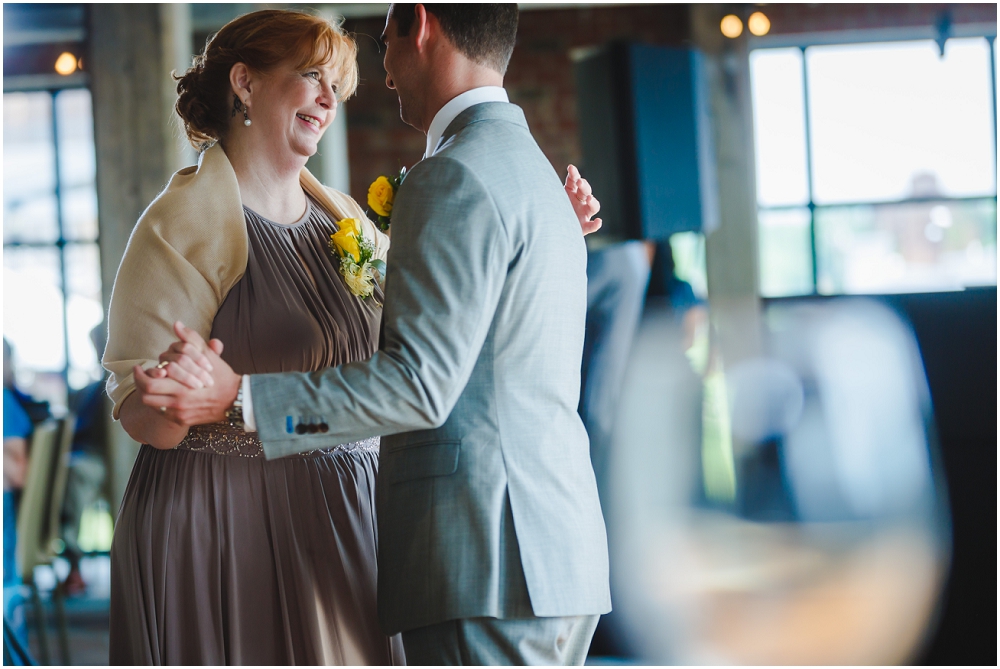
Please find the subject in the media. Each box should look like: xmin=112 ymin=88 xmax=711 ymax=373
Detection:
xmin=174 ymin=9 xmax=359 ymax=151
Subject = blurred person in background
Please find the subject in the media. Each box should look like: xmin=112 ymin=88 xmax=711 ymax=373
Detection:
xmin=647 ymin=240 xmax=702 ymax=322
xmin=3 ymin=340 xmax=32 ymax=586
xmin=3 ymin=340 xmax=51 ymax=427
xmin=3 ymin=340 xmax=33 ymax=651
xmin=647 ymin=239 xmax=709 ymax=366
xmin=582 ymin=238 xmax=705 ymax=511
xmin=59 ymin=324 xmax=109 ymax=596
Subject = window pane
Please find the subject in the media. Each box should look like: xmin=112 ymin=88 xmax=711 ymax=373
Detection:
xmin=815 ymin=199 xmax=997 ymax=295
xmin=56 ymin=89 xmax=99 ymax=241
xmin=750 ymin=48 xmax=810 ymax=207
xmin=807 ymin=38 xmax=996 ymax=204
xmin=3 ymin=91 xmax=58 ymax=243
xmin=3 ymin=246 xmax=67 ymax=410
xmin=65 ymin=243 xmax=104 ymax=389
xmin=3 ymin=195 xmax=59 ymax=244
xmin=758 ymin=208 xmax=814 ymax=297
xmin=61 ymin=185 xmax=98 ymax=242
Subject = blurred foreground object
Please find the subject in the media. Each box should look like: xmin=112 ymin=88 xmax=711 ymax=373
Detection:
xmin=610 ymin=299 xmax=949 ymax=664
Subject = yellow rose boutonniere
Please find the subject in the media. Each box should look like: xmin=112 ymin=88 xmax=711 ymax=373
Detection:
xmin=368 ymin=176 xmax=394 ymax=217
xmin=366 ymin=166 xmax=407 ymax=232
xmin=329 ymin=218 xmax=387 ymax=299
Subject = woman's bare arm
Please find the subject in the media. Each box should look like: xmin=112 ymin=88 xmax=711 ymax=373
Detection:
xmin=119 ymin=390 xmax=191 ymax=450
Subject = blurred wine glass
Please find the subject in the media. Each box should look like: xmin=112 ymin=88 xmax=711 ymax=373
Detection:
xmin=607 ymin=298 xmax=949 ymax=664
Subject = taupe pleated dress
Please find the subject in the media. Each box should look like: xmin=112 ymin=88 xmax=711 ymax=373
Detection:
xmin=109 ymin=199 xmax=405 ymax=665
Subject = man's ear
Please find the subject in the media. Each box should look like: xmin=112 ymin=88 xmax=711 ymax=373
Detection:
xmin=412 ymin=3 xmax=433 ymax=53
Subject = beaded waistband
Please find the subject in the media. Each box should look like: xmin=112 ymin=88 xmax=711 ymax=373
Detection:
xmin=176 ymin=423 xmax=379 ymax=459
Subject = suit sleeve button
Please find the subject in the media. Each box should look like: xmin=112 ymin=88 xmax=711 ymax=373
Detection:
xmin=318 ymin=423 xmax=329 ymax=433
xmin=295 ymin=423 xmax=307 ymax=435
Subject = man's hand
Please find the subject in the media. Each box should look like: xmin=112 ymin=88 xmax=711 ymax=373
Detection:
xmin=565 ymin=164 xmax=602 ymax=235
xmin=135 ymin=321 xmax=241 ymax=427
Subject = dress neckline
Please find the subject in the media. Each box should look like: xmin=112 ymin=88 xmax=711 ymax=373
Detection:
xmin=243 ymin=198 xmax=313 ymax=229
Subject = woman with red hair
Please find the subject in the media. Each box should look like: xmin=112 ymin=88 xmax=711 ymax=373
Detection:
xmin=104 ymin=11 xmax=400 ymax=664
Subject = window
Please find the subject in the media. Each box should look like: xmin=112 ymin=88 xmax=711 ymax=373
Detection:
xmin=3 ymin=88 xmax=103 ymax=413
xmin=750 ymin=36 xmax=997 ymax=296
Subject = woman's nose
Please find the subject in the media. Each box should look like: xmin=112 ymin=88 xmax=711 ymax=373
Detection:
xmin=319 ymin=84 xmax=336 ymax=109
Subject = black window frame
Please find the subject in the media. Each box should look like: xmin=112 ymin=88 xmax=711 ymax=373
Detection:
xmin=749 ymin=29 xmax=998 ymax=297
xmin=4 ymin=3 xmax=101 ymax=406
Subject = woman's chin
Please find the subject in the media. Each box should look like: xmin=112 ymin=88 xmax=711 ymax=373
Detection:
xmin=291 ymin=140 xmax=320 ymax=160
xmin=274 ymin=146 xmax=317 ymax=167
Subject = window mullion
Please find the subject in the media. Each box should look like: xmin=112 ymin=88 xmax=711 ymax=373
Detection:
xmin=989 ymin=36 xmax=997 ymax=191
xmin=800 ymin=46 xmax=819 ymax=295
xmin=51 ymin=88 xmax=72 ymax=395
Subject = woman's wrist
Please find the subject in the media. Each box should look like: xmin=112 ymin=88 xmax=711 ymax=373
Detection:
xmin=120 ymin=392 xmax=189 ymax=449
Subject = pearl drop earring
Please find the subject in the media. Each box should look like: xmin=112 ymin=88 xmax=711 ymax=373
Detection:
xmin=232 ymin=95 xmax=251 ymax=127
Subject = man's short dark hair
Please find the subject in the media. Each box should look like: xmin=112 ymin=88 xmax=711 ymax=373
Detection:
xmin=391 ymin=4 xmax=518 ymax=74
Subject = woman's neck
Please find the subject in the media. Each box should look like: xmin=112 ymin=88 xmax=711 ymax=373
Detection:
xmin=221 ymin=137 xmax=308 ymax=225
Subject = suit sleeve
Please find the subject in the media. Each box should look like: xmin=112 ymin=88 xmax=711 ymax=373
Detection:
xmin=251 ymin=157 xmax=509 ymax=457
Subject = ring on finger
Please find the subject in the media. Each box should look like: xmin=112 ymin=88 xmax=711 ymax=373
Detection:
xmin=159 ymin=406 xmax=167 ymax=414
xmin=155 ymin=361 xmax=169 ymax=370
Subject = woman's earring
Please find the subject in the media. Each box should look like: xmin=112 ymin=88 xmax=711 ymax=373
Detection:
xmin=232 ymin=95 xmax=251 ymax=127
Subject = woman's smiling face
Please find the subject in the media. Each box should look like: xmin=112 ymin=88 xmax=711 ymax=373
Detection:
xmin=245 ymin=59 xmax=339 ymax=161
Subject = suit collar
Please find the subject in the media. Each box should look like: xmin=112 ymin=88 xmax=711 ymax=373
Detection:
xmin=425 ymin=86 xmax=508 ymax=157
xmin=436 ymin=102 xmax=528 ymax=154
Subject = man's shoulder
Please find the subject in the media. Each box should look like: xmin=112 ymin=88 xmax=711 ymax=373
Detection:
xmin=428 ymin=130 xmax=548 ymax=196
xmin=403 ymin=153 xmax=480 ymax=190
xmin=437 ymin=107 xmax=535 ymax=158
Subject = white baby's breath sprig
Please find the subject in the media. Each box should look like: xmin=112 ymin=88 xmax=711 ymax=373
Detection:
xmin=329 ymin=219 xmax=386 ymax=299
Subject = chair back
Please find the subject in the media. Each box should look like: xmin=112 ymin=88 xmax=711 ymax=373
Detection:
xmin=15 ymin=415 xmax=76 ymax=580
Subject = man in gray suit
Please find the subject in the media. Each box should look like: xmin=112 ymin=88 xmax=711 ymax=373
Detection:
xmin=141 ymin=4 xmax=610 ymax=664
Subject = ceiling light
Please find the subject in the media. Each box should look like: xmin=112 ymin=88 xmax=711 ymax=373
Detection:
xmin=720 ymin=14 xmax=743 ymax=39
xmin=54 ymin=52 xmax=77 ymax=76
xmin=748 ymin=12 xmax=771 ymax=37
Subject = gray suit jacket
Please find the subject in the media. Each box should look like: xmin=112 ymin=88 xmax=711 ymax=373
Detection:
xmin=252 ymin=102 xmax=611 ymax=634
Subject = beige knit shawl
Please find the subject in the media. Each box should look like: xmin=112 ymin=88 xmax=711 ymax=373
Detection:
xmin=102 ymin=143 xmax=388 ymax=418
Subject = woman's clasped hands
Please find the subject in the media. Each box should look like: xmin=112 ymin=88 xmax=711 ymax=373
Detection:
xmin=133 ymin=321 xmax=242 ymax=427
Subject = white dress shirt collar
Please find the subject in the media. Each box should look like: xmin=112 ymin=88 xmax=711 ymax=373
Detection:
xmin=424 ymin=86 xmax=509 ymax=158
